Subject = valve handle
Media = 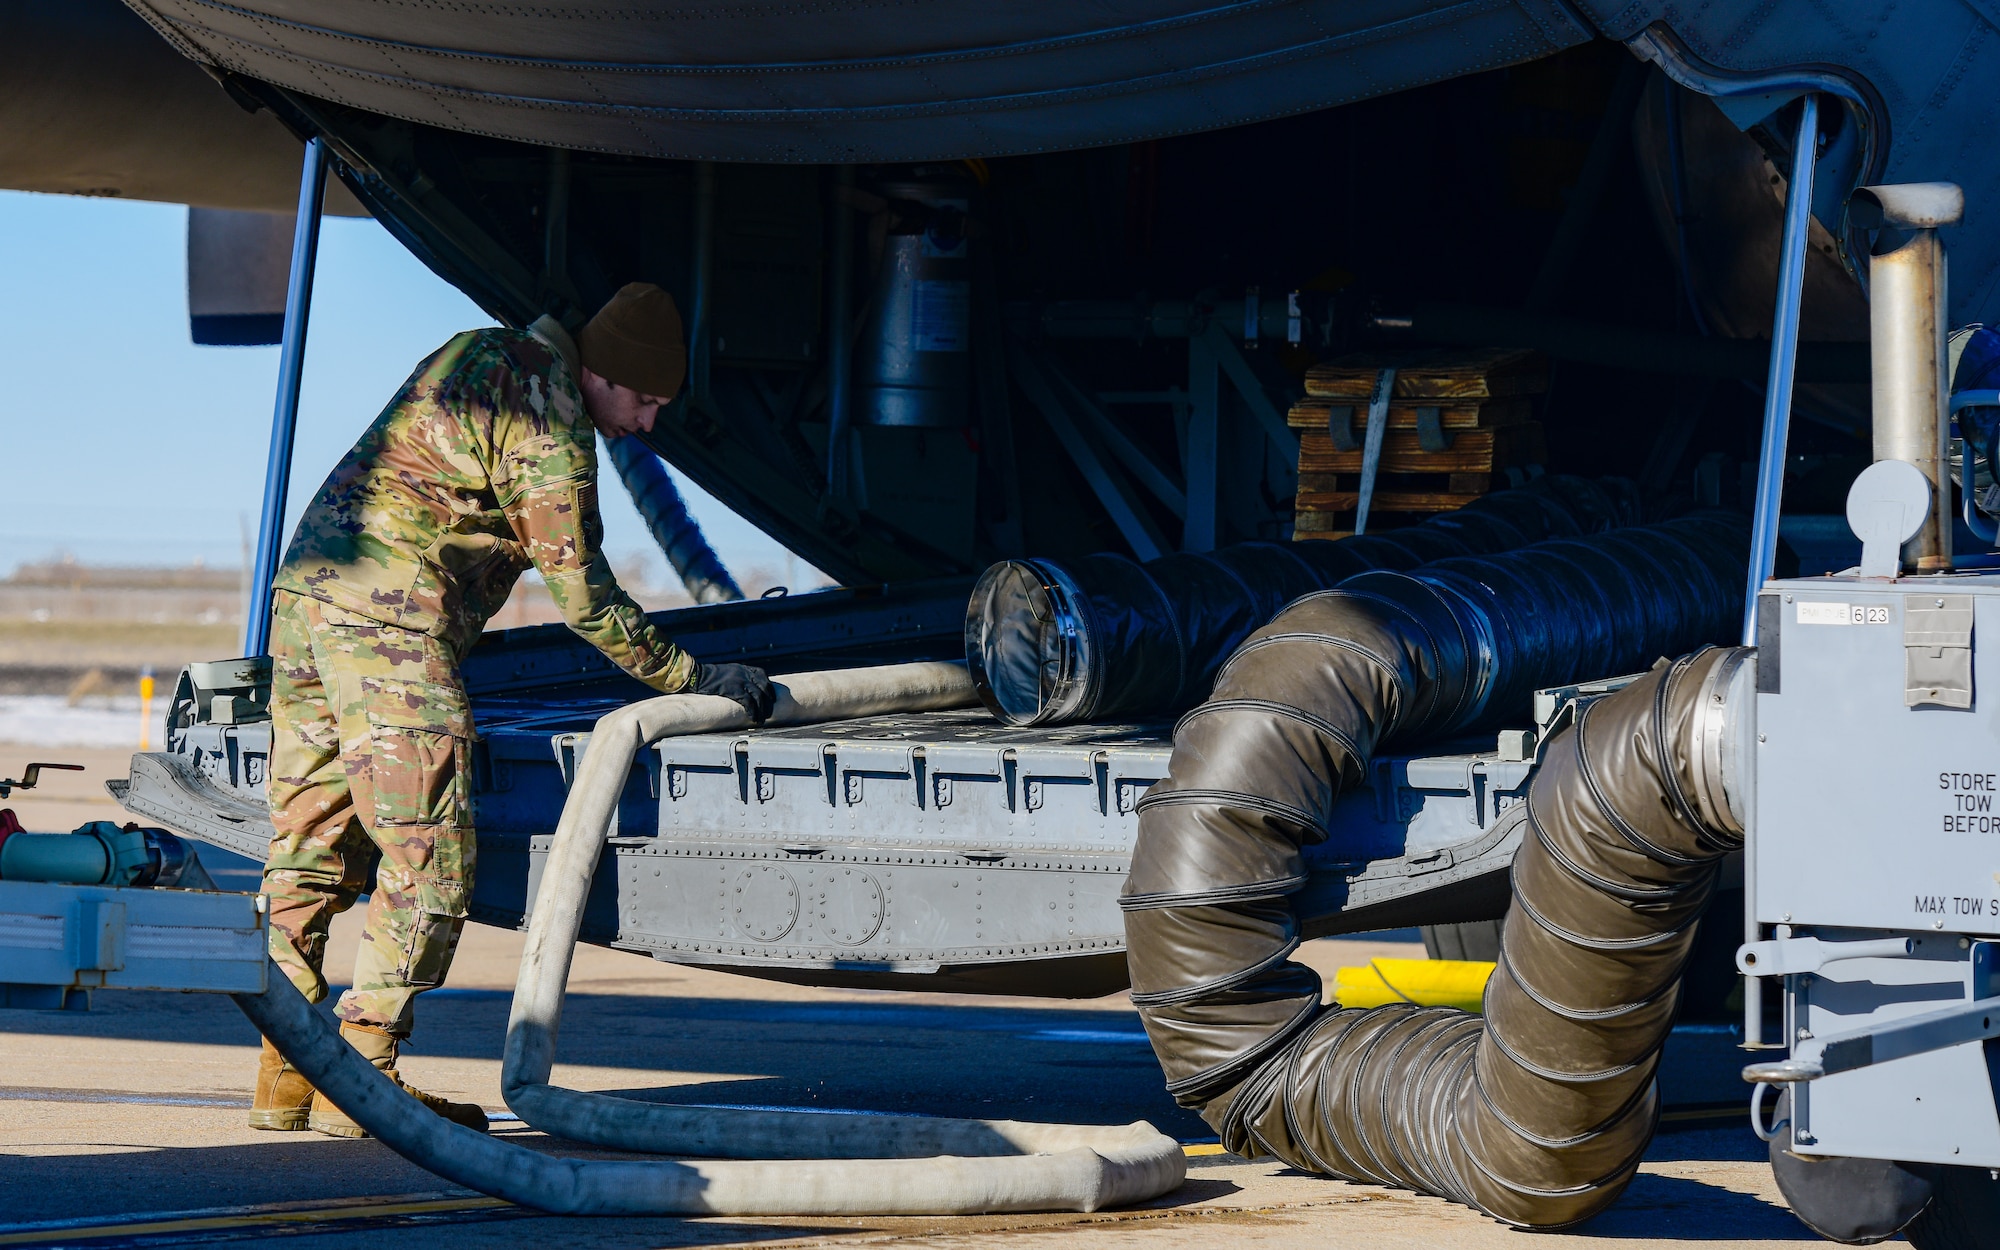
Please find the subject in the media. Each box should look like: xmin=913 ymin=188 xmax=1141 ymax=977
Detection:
xmin=0 ymin=762 xmax=84 ymax=799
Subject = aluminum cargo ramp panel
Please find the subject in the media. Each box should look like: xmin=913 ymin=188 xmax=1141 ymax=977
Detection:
xmin=112 ymin=752 xmax=275 ymax=862
xmin=483 ymin=709 xmax=1527 ymax=989
xmin=119 ymin=698 xmax=1529 ymax=988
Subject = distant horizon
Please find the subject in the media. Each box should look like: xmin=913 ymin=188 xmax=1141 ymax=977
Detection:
xmin=0 ymin=190 xmax=823 ymax=595
xmin=0 ymin=546 xmax=821 ymax=599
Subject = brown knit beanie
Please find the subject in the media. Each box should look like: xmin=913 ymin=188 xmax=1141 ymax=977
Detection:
xmin=577 ymin=282 xmax=687 ymax=399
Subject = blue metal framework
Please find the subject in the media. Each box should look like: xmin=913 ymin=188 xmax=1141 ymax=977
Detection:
xmin=241 ymin=137 xmax=327 ymax=657
xmin=1743 ymin=95 xmax=1820 ymax=646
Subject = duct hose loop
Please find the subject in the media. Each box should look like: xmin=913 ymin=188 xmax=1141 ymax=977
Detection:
xmin=243 ymin=662 xmax=1187 ymax=1216
xmin=1525 ymin=806 xmax=1690 ymax=904
xmin=967 ymin=476 xmax=1645 ymax=727
xmin=1572 ymin=698 xmax=1714 ymax=870
xmin=1124 ymin=504 xmax=1752 ymax=1227
xmin=1215 ymin=634 xmax=1406 ymax=703
xmin=1130 ymin=649 xmax=1751 ymax=1228
xmin=1020 ymin=559 xmax=1094 ymax=723
xmin=1503 ymin=872 xmax=1709 ymax=956
xmin=1475 ymin=998 xmax=1653 ymax=1084
xmin=1330 ymin=576 xmax=1480 ymax=739
xmin=1176 ymin=697 xmax=1369 ymax=756
xmin=1128 ymin=933 xmax=1306 ymax=1007
xmin=1650 ymin=653 xmax=1715 ymax=832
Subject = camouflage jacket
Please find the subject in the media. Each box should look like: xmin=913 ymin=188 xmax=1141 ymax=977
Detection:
xmin=273 ymin=317 xmax=696 ymax=693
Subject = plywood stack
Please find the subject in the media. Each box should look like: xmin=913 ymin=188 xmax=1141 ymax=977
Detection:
xmin=1288 ymin=348 xmax=1549 ymax=538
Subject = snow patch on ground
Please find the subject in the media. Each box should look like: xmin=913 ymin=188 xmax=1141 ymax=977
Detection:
xmin=0 ymin=696 xmax=164 ymax=747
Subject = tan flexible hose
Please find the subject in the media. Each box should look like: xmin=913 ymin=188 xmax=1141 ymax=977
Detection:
xmin=245 ymin=662 xmax=1186 ymax=1215
xmin=500 ymin=661 xmax=1186 ymax=1211
xmin=236 ymin=968 xmax=1178 ymax=1215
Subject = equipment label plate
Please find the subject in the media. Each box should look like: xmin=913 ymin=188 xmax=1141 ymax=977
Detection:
xmin=1798 ymin=601 xmax=1891 ymax=625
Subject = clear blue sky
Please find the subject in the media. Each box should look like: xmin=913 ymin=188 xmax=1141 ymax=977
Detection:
xmin=0 ymin=190 xmax=802 ymax=586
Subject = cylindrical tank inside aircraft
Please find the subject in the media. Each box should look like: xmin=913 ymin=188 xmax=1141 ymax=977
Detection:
xmin=853 ymin=176 xmax=975 ymax=428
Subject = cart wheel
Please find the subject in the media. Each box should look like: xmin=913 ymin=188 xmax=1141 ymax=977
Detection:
xmin=1906 ymin=1166 xmax=2000 ymax=1250
xmin=1770 ymin=1122 xmax=1933 ymax=1243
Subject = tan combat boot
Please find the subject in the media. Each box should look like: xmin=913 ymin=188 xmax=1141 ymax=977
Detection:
xmin=308 ymin=1021 xmax=490 ymax=1138
xmin=249 ymin=1036 xmax=317 ymax=1130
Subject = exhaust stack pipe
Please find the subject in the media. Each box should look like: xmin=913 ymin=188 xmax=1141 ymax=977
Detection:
xmin=1853 ymin=182 xmax=1964 ymax=572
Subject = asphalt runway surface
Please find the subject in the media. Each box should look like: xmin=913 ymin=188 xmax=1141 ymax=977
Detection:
xmin=0 ymin=749 xmax=1822 ymax=1248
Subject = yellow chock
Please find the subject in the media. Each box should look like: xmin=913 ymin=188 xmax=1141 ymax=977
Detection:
xmin=1332 ymin=958 xmax=1495 ymax=1012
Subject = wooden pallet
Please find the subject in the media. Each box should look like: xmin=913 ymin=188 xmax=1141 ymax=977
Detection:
xmin=1304 ymin=347 xmax=1548 ymax=402
xmin=1296 ymin=423 xmax=1545 ymax=478
xmin=1295 ymin=506 xmax=1477 ymax=538
xmin=1290 ymin=348 xmax=1551 ymax=539
xmin=1294 ymin=421 xmax=1545 ymax=525
xmin=1296 ymin=479 xmax=1505 ymax=518
xmin=1286 ymin=397 xmax=1534 ymax=436
xmin=1295 ymin=469 xmax=1546 ymax=529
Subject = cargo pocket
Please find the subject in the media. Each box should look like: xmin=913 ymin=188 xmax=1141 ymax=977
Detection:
xmin=365 ymin=723 xmax=472 ymax=833
xmin=399 ymin=877 xmax=467 ymax=988
xmin=359 ymin=677 xmax=474 ymax=837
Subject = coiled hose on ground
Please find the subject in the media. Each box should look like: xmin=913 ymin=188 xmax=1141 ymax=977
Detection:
xmin=966 ymin=475 xmax=1639 ymax=727
xmin=239 ymin=662 xmax=1186 ymax=1216
xmin=1122 ymin=516 xmax=1752 ymax=1228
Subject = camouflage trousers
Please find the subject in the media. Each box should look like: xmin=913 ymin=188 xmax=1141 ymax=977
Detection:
xmin=262 ymin=590 xmax=474 ymax=1038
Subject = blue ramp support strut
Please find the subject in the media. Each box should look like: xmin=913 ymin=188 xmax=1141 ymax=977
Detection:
xmin=1739 ymin=93 xmax=1819 ymax=1054
xmin=243 ymin=137 xmax=328 ymax=657
xmin=604 ymin=437 xmax=745 ymax=604
xmin=1742 ymin=95 xmax=1819 ymax=646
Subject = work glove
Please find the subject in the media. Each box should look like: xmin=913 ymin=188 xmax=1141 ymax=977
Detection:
xmin=688 ymin=662 xmax=776 ymax=722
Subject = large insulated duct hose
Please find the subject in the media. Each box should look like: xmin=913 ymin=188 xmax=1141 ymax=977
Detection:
xmin=966 ymin=475 xmax=1640 ymax=727
xmin=243 ymin=662 xmax=1184 ymax=1216
xmin=1123 ymin=566 xmax=1754 ymax=1229
xmin=606 ymin=434 xmax=744 ymax=604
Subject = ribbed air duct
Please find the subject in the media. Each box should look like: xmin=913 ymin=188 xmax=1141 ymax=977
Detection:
xmin=606 ymin=435 xmax=744 ymax=604
xmin=1122 ymin=517 xmax=1752 ymax=1229
xmin=966 ymin=476 xmax=1641 ymax=727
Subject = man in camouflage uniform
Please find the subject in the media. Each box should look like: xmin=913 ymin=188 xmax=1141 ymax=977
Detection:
xmin=250 ymin=283 xmax=774 ymax=1137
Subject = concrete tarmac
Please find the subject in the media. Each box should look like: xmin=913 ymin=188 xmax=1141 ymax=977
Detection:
xmin=0 ymin=748 xmax=1820 ymax=1248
